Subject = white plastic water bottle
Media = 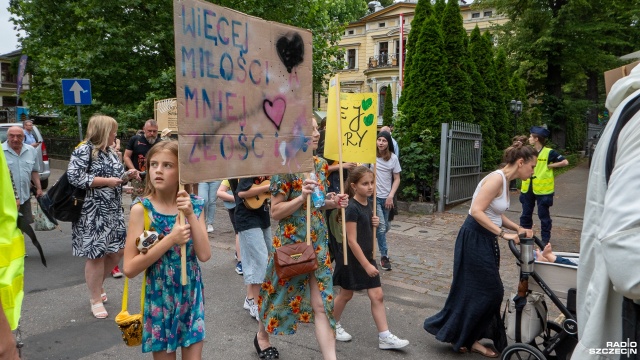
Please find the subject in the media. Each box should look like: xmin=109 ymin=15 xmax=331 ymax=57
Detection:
xmin=309 ymin=173 xmax=325 ymax=208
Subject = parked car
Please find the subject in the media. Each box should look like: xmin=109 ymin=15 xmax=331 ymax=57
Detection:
xmin=0 ymin=122 xmax=51 ymax=189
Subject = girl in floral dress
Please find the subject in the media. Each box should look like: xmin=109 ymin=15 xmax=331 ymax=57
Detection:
xmin=254 ymin=118 xmax=349 ymax=360
xmin=123 ymin=141 xmax=211 ymax=359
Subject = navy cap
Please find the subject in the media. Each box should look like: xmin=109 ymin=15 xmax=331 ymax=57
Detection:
xmin=530 ymin=126 xmax=550 ymax=139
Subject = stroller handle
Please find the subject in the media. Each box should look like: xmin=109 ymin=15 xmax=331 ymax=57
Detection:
xmin=508 ymin=235 xmax=545 ymax=260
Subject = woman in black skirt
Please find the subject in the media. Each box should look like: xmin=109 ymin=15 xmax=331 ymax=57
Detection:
xmin=424 ymin=137 xmax=537 ymax=357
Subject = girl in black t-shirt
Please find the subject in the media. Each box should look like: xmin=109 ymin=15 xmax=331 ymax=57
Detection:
xmin=332 ymin=166 xmax=410 ymax=349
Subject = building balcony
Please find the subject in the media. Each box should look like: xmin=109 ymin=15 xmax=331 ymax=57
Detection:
xmin=363 ymin=54 xmax=404 ymax=75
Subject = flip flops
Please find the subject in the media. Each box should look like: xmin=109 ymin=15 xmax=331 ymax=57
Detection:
xmin=91 ymin=302 xmax=108 ymax=319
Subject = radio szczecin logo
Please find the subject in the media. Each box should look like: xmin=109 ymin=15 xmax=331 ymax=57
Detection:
xmin=589 ymin=340 xmax=638 ymax=357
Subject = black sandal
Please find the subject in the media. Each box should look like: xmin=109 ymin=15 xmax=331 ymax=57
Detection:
xmin=254 ymin=333 xmax=280 ymax=359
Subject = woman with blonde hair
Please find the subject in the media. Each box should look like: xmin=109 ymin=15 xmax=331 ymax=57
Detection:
xmin=68 ymin=114 xmax=137 ymax=318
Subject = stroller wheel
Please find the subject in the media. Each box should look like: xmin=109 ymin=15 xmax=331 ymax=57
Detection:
xmin=530 ymin=321 xmax=576 ymax=360
xmin=501 ymin=343 xmax=546 ymax=360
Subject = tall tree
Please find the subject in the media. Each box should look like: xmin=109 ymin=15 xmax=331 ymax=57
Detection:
xmin=441 ymin=0 xmax=474 ymax=124
xmin=397 ymin=14 xmax=450 ymax=200
xmin=432 ymin=0 xmax=446 ymax=21
xmin=9 ymin=0 xmax=366 ymax=133
xmin=382 ymin=85 xmax=394 ymax=126
xmin=495 ymin=47 xmax=515 ymax=137
xmin=398 ymin=0 xmax=431 ymax=108
xmin=475 ymin=0 xmax=640 ymax=148
xmin=468 ymin=27 xmax=499 ymax=168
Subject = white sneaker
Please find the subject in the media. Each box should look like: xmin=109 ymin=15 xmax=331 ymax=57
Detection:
xmin=379 ymin=333 xmax=409 ymax=349
xmin=335 ymin=323 xmax=353 ymax=342
xmin=207 ymin=224 xmax=214 ymax=233
xmin=243 ymin=297 xmax=253 ymax=311
xmin=250 ymin=304 xmax=260 ymax=321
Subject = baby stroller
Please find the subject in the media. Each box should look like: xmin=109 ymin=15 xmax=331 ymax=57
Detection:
xmin=500 ymin=236 xmax=578 ymax=360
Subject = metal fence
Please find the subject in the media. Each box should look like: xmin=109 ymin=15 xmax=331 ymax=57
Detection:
xmin=437 ymin=122 xmax=483 ymax=211
xmin=43 ymin=136 xmax=132 ymax=159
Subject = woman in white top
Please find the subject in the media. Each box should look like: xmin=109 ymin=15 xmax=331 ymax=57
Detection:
xmin=424 ymin=136 xmax=537 ymax=357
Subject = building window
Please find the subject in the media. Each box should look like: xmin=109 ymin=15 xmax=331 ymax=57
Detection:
xmin=472 ymin=12 xmax=480 ymax=18
xmin=379 ymin=86 xmax=387 ymax=116
xmin=379 ymin=22 xmax=385 ymax=28
xmin=484 ymin=11 xmax=492 ymax=17
xmin=395 ymin=39 xmax=406 ymax=65
xmin=348 ymin=29 xmax=354 ymax=35
xmin=379 ymin=42 xmax=388 ymax=65
xmin=347 ymin=49 xmax=356 ymax=69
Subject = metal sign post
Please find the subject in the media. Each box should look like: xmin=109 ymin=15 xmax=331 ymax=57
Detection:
xmin=76 ymin=106 xmax=83 ymax=141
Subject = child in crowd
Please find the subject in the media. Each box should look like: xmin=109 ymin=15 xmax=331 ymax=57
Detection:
xmin=123 ymin=140 xmax=211 ymax=358
xmin=234 ymin=176 xmax=271 ymax=321
xmin=216 ymin=179 xmax=243 ymax=275
xmin=332 ymin=166 xmax=410 ymax=350
xmin=535 ymin=243 xmax=578 ymax=266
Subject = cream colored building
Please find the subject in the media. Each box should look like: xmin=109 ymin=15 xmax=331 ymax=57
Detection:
xmin=315 ymin=0 xmax=507 ymax=124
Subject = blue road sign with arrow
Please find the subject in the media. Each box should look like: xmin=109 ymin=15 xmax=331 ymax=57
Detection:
xmin=62 ymin=79 xmax=92 ymax=106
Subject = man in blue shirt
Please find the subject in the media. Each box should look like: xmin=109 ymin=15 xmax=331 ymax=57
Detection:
xmin=3 ymin=126 xmax=42 ymax=224
xmin=22 ymin=120 xmax=38 ymax=147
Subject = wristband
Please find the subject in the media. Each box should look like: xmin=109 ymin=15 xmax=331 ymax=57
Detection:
xmin=498 ymin=229 xmax=505 ymax=239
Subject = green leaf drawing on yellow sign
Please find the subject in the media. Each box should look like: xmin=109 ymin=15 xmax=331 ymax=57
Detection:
xmin=362 ymin=98 xmax=373 ymax=111
xmin=364 ymin=114 xmax=374 ymax=126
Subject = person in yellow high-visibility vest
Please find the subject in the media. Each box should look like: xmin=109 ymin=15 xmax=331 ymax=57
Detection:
xmin=519 ymin=126 xmax=569 ymax=246
xmin=0 ymin=146 xmax=25 ymax=359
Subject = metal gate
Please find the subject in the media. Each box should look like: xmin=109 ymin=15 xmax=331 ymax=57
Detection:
xmin=437 ymin=122 xmax=483 ymax=211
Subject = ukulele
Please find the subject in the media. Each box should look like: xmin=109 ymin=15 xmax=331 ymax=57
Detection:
xmin=242 ymin=180 xmax=271 ymax=209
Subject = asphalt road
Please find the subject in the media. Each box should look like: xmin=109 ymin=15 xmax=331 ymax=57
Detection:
xmin=17 ymin=171 xmax=463 ymax=360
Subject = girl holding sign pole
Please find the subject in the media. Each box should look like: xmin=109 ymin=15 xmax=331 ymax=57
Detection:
xmin=332 ymin=166 xmax=410 ymax=349
xmin=123 ymin=140 xmax=211 ymax=359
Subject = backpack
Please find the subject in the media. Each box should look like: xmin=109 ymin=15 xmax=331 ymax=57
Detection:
xmin=40 ymin=144 xmax=93 ymax=223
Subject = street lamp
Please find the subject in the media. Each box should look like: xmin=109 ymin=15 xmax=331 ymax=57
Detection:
xmin=509 ymin=100 xmax=523 ymax=191
xmin=510 ymin=99 xmax=523 ymax=136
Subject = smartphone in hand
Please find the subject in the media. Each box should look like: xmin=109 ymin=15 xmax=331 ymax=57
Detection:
xmin=121 ymin=169 xmax=136 ymax=182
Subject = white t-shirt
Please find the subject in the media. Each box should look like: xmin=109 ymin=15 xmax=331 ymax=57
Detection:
xmin=375 ymin=153 xmax=401 ymax=199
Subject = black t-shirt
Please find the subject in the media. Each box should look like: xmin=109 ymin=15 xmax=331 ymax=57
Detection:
xmin=345 ymin=198 xmax=374 ymax=260
xmin=233 ymin=177 xmax=271 ymax=232
xmin=126 ymin=135 xmax=160 ymax=171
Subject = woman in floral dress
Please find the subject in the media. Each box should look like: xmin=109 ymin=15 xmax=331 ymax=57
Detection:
xmin=254 ymin=118 xmax=348 ymax=360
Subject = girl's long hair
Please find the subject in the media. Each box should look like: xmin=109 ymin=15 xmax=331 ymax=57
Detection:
xmin=142 ymin=140 xmax=179 ymax=197
xmin=84 ymin=114 xmax=117 ymax=158
xmin=345 ymin=165 xmax=374 ymax=198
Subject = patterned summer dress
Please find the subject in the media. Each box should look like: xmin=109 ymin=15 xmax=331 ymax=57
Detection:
xmin=133 ymin=196 xmax=206 ymax=353
xmin=258 ymin=156 xmax=336 ymax=335
xmin=68 ymin=142 xmax=125 ymax=259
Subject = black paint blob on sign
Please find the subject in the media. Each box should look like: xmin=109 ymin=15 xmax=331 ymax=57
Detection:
xmin=276 ymin=33 xmax=304 ymax=73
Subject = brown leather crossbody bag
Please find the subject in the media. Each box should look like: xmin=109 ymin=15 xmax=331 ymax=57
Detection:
xmin=274 ymin=185 xmax=318 ymax=279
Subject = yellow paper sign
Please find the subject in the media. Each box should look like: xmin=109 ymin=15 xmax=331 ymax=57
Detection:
xmin=173 ymin=0 xmax=314 ymax=183
xmin=325 ymin=86 xmax=377 ymax=163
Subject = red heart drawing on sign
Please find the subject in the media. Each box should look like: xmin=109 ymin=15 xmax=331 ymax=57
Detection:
xmin=263 ymin=97 xmax=287 ymax=129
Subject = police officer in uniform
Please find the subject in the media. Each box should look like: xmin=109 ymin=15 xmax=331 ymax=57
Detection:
xmin=519 ymin=126 xmax=568 ymax=246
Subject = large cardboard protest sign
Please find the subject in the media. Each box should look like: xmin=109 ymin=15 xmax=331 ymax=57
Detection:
xmin=325 ymin=77 xmax=377 ymax=163
xmin=173 ymin=0 xmax=314 ymax=183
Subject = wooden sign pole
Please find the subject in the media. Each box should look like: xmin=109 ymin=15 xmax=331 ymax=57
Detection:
xmin=178 ymin=184 xmax=187 ymax=285
xmin=333 ymin=74 xmax=348 ymax=265
xmin=372 ymin=163 xmax=377 ymax=259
